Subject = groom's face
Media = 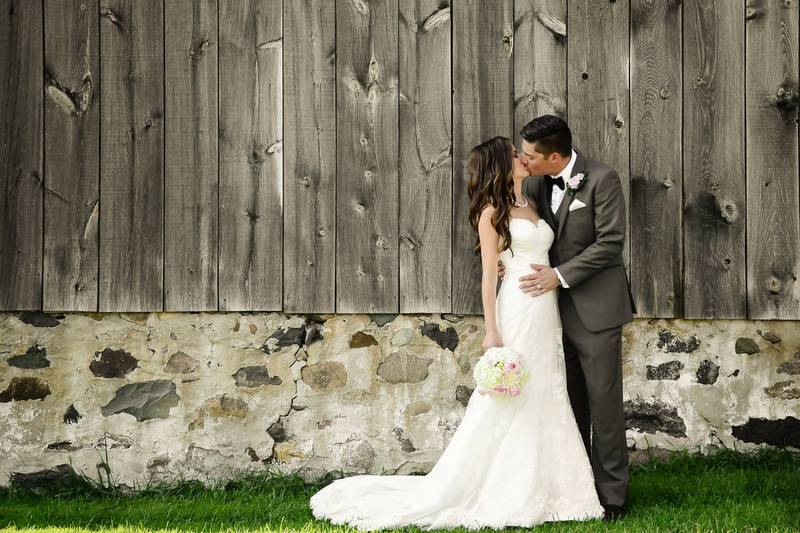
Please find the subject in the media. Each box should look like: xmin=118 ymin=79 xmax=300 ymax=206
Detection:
xmin=520 ymin=140 xmax=562 ymax=176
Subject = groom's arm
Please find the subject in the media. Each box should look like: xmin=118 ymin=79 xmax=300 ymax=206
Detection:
xmin=556 ymin=169 xmax=626 ymax=288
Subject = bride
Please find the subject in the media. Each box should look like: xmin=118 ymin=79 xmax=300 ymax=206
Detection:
xmin=309 ymin=136 xmax=605 ymax=530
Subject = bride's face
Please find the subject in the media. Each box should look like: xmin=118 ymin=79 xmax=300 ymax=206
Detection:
xmin=511 ymin=147 xmax=529 ymax=180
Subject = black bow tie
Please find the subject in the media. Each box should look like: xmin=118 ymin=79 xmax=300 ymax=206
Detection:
xmin=548 ymin=175 xmax=565 ymax=191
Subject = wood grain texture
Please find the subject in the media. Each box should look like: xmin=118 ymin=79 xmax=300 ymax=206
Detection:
xmin=683 ymin=0 xmax=746 ymax=319
xmin=630 ymin=0 xmax=682 ymax=317
xmin=398 ymin=0 xmax=452 ymax=312
xmin=567 ymin=0 xmax=631 ymax=276
xmin=514 ymin=0 xmax=567 ymax=124
xmin=0 ymin=0 xmax=43 ymax=310
xmin=43 ymin=0 xmax=99 ymax=312
xmin=165 ymin=0 xmax=218 ymax=311
xmin=335 ymin=0 xmax=399 ymax=313
xmin=99 ymin=0 xmax=164 ymax=312
xmin=283 ymin=0 xmax=336 ymax=313
xmin=219 ymin=0 xmax=282 ymax=311
xmin=745 ymin=0 xmax=800 ymax=319
xmin=4 ymin=0 xmax=800 ymax=321
xmin=452 ymin=0 xmax=514 ymax=314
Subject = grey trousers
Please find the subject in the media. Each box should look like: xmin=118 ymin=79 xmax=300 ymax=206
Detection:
xmin=558 ymin=289 xmax=629 ymax=507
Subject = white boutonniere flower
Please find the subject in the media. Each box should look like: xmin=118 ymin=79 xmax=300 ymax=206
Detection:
xmin=565 ymin=172 xmax=586 ymax=196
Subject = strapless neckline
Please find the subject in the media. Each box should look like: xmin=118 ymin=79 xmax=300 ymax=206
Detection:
xmin=509 ymin=217 xmax=546 ymax=230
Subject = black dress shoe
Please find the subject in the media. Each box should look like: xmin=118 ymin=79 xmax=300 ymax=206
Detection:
xmin=602 ymin=504 xmax=625 ymax=522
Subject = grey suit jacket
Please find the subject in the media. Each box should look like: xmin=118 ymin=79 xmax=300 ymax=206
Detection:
xmin=524 ymin=148 xmax=636 ymax=332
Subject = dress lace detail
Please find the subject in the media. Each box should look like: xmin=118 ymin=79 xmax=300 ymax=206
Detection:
xmin=309 ymin=219 xmax=604 ymax=530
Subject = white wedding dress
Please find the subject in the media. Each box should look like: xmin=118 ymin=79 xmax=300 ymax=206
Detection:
xmin=309 ymin=217 xmax=605 ymax=530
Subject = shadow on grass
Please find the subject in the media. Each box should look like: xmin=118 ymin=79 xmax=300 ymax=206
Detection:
xmin=1 ymin=445 xmax=799 ymax=532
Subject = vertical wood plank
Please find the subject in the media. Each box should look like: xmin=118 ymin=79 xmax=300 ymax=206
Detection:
xmin=746 ymin=0 xmax=800 ymax=319
xmin=283 ymin=0 xmax=336 ymax=313
xmin=99 ymin=0 xmax=164 ymax=312
xmin=0 ymin=0 xmax=43 ymax=310
xmin=683 ymin=0 xmax=746 ymax=319
xmin=335 ymin=0 xmax=399 ymax=313
xmin=398 ymin=0 xmax=451 ymax=313
xmin=630 ymin=0 xmax=682 ymax=317
xmin=452 ymin=0 xmax=514 ymax=314
xmin=43 ymin=0 xmax=99 ymax=312
xmin=567 ymin=0 xmax=630 ymax=275
xmin=514 ymin=0 xmax=567 ymax=124
xmin=219 ymin=0 xmax=282 ymax=311
xmin=164 ymin=0 xmax=218 ymax=311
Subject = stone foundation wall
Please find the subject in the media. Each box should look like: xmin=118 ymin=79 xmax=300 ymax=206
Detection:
xmin=1 ymin=311 xmax=798 ymax=489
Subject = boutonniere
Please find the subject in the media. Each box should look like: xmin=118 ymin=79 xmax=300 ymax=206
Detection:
xmin=565 ymin=172 xmax=586 ymax=196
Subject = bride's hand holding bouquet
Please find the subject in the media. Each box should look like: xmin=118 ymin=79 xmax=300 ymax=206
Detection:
xmin=473 ymin=346 xmax=529 ymax=400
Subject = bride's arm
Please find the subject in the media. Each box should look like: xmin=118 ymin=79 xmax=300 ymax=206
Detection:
xmin=478 ymin=207 xmax=501 ymax=338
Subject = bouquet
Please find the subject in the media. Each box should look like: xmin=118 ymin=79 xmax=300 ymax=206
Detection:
xmin=472 ymin=346 xmax=529 ymax=400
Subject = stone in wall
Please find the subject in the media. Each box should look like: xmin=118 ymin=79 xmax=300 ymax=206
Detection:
xmin=392 ymin=427 xmax=416 ymax=452
xmin=262 ymin=325 xmax=307 ymax=354
xmin=656 ymin=329 xmax=700 ymax=353
xmin=0 ymin=377 xmax=51 ymax=402
xmin=421 ymin=322 xmax=459 ymax=351
xmin=336 ymin=437 xmax=376 ymax=473
xmin=164 ymin=351 xmax=199 ymax=374
xmin=90 ymin=348 xmax=139 ymax=378
xmin=646 ymin=360 xmax=683 ymax=380
xmin=9 ymin=464 xmax=83 ymax=494
xmin=778 ymin=353 xmax=800 ymax=375
xmin=7 ymin=344 xmax=50 ymax=368
xmin=101 ymin=379 xmax=180 ymax=421
xmin=455 ymin=385 xmax=473 ymax=407
xmin=232 ymin=366 xmax=282 ymax=387
xmin=376 ymin=351 xmax=433 ymax=384
xmin=764 ymin=381 xmax=800 ymax=400
xmin=758 ymin=330 xmax=781 ymax=344
xmin=369 ymin=314 xmax=397 ymax=327
xmin=47 ymin=441 xmax=80 ymax=451
xmin=189 ymin=394 xmax=249 ymax=430
xmin=735 ymin=337 xmax=760 ymax=355
xmin=732 ymin=417 xmax=800 ymax=449
xmin=301 ymin=361 xmax=347 ymax=391
xmin=63 ymin=404 xmax=81 ymax=424
xmin=403 ymin=400 xmax=432 ymax=417
xmin=696 ymin=360 xmax=720 ymax=385
xmin=349 ymin=331 xmax=378 ymax=348
xmin=268 ymin=419 xmax=288 ymax=442
xmin=391 ymin=328 xmax=415 ymax=346
xmin=18 ymin=311 xmax=63 ymax=327
xmin=624 ymin=398 xmax=687 ymax=438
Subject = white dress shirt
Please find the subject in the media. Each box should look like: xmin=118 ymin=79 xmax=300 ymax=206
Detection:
xmin=549 ymin=149 xmax=577 ymax=288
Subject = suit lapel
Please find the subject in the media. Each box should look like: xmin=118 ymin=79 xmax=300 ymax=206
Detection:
xmin=556 ymin=149 xmax=587 ymax=241
xmin=539 ymin=176 xmax=558 ymax=231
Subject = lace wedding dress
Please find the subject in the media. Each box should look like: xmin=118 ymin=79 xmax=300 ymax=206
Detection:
xmin=309 ymin=217 xmax=605 ymax=530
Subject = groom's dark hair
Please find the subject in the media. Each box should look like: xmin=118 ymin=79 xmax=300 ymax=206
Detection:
xmin=520 ymin=114 xmax=572 ymax=157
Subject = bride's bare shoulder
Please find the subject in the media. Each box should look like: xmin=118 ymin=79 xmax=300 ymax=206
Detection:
xmin=479 ymin=204 xmax=497 ymax=220
xmin=478 ymin=205 xmax=499 ymax=233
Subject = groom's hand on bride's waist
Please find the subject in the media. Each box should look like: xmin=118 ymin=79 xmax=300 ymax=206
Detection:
xmin=519 ymin=264 xmax=558 ymax=297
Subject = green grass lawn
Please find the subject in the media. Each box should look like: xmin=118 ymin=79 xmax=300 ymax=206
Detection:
xmin=1 ymin=447 xmax=798 ymax=532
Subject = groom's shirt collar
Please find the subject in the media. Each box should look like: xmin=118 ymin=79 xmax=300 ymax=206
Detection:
xmin=551 ymin=149 xmax=578 ymax=182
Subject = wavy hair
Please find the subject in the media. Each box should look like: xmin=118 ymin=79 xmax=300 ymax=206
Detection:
xmin=466 ymin=136 xmax=517 ymax=257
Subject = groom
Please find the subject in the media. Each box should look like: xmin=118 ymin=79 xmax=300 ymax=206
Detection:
xmin=499 ymin=114 xmax=636 ymax=521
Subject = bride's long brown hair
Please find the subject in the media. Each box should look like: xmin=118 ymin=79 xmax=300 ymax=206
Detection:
xmin=467 ymin=136 xmax=517 ymax=257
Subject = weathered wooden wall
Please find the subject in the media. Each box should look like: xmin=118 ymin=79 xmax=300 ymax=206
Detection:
xmin=1 ymin=0 xmax=798 ymax=320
